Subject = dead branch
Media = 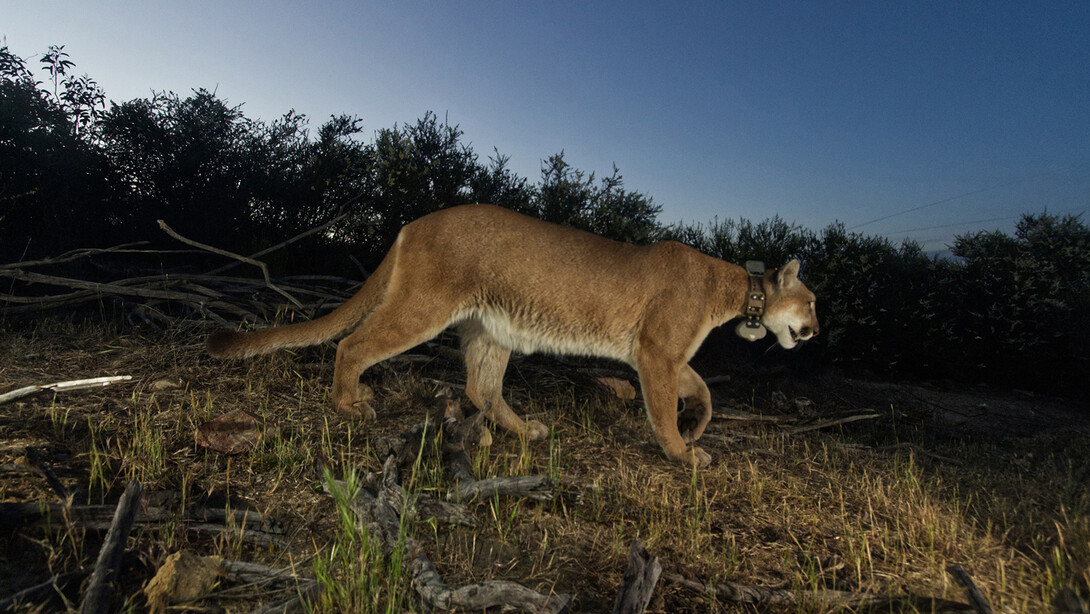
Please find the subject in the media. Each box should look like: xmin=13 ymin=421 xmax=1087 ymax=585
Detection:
xmin=947 ymin=564 xmax=995 ymax=614
xmin=0 ymin=375 xmax=133 ymax=405
xmin=79 ymin=480 xmax=144 ymax=614
xmin=0 ymin=241 xmax=150 ymax=270
xmin=712 ymin=410 xmax=797 ymax=425
xmin=206 ymin=206 xmax=354 ymax=276
xmin=158 ymin=219 xmax=304 ymax=310
xmin=612 ymin=540 xmax=661 ymax=614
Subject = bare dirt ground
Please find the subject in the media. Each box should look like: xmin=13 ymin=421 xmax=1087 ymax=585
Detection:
xmin=1 ymin=318 xmax=1087 ymax=612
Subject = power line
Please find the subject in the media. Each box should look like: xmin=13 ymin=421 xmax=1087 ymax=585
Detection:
xmin=883 ymin=215 xmax=1018 ymax=236
xmin=846 ymin=161 xmax=1090 ymax=231
xmin=847 ymin=186 xmax=995 ymax=231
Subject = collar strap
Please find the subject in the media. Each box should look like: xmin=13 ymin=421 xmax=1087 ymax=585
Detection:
xmin=743 ymin=260 xmax=766 ymax=324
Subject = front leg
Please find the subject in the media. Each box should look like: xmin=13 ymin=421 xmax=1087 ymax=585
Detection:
xmin=677 ymin=364 xmax=713 ymax=444
xmin=637 ymin=356 xmax=711 ymax=469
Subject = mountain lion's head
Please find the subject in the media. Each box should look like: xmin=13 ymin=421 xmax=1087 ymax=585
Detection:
xmin=761 ymin=259 xmax=819 ymax=349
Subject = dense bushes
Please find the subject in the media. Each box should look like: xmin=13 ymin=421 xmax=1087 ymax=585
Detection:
xmin=3 ymin=44 xmax=1087 ymax=394
xmin=666 ymin=214 xmax=1090 ymax=392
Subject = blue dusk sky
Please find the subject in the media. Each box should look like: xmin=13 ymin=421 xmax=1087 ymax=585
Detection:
xmin=4 ymin=1 xmax=1088 ymax=253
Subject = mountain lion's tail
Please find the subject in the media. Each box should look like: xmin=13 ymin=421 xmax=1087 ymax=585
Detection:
xmin=206 ymin=254 xmax=393 ymax=359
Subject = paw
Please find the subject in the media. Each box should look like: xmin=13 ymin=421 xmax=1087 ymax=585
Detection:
xmin=525 ymin=419 xmax=549 ymax=441
xmin=685 ymin=446 xmax=712 ymax=469
xmin=334 ymin=399 xmax=376 ymax=422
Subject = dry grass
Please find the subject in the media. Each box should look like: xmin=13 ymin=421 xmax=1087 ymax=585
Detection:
xmin=0 ymin=318 xmax=1087 ymax=612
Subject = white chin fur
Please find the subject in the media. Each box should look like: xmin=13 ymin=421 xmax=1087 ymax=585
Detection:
xmin=777 ymin=336 xmax=798 ymax=349
xmin=766 ymin=325 xmax=797 ymax=349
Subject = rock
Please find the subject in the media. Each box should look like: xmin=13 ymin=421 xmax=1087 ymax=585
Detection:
xmin=144 ymin=551 xmax=221 ymax=614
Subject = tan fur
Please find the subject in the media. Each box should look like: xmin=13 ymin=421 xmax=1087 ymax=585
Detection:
xmin=207 ymin=204 xmax=819 ymax=467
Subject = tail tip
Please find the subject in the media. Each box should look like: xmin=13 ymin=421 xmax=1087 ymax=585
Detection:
xmin=206 ymin=329 xmax=240 ymax=358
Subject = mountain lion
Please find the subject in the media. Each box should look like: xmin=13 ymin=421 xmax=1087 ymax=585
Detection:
xmin=207 ymin=204 xmax=819 ymax=467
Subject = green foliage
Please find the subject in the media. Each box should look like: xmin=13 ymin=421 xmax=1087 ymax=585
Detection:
xmin=949 ymin=213 xmax=1090 ymax=386
xmin=1 ymin=44 xmax=114 ymax=256
xmin=533 ymin=152 xmax=660 ymax=243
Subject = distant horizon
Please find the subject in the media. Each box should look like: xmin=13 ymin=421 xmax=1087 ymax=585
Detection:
xmin=4 ymin=2 xmax=1087 ymax=253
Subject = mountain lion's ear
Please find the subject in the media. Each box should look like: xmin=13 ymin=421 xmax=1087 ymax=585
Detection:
xmin=776 ymin=259 xmax=801 ymax=287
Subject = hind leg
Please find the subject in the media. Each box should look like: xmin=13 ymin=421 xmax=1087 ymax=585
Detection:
xmin=461 ymin=323 xmax=548 ymax=440
xmin=677 ymin=364 xmax=713 ymax=444
xmin=331 ymin=298 xmax=454 ymax=421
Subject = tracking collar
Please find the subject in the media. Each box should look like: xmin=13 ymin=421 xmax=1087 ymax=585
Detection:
xmin=735 ymin=260 xmax=768 ymax=341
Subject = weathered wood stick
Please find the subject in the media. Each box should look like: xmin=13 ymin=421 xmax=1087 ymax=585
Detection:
xmin=0 ymin=375 xmax=133 ymax=405
xmin=947 ymin=564 xmax=995 ymax=614
xmin=785 ymin=412 xmax=880 ymax=435
xmin=79 ymin=480 xmax=144 ymax=614
xmin=611 ymin=540 xmax=661 ymax=614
